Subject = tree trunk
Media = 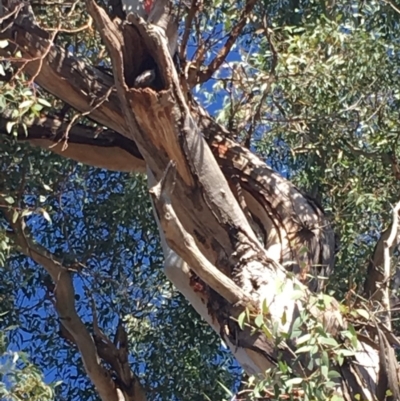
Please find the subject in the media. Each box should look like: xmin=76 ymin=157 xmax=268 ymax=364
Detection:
xmin=1 ymin=0 xmax=399 ymax=399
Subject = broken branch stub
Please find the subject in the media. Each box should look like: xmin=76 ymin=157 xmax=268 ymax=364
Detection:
xmin=86 ymin=0 xmax=272 ymax=287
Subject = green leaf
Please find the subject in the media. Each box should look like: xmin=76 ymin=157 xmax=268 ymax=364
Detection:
xmin=37 ymin=98 xmax=52 ymax=107
xmin=217 ymin=381 xmax=233 ymax=397
xmin=261 ymin=298 xmax=269 ymax=314
xmin=254 ymin=314 xmax=264 ymax=328
xmin=238 ymin=311 xmax=246 ymax=330
xmin=19 ymin=100 xmax=34 ymax=109
xmin=6 ymin=121 xmax=15 ymax=133
xmin=31 ymin=104 xmax=43 ymax=112
xmin=355 ymin=309 xmax=369 ymax=320
xmin=262 ymin=325 xmax=273 ymax=339
xmin=40 ymin=209 xmax=51 ymax=223
xmin=12 ymin=210 xmax=19 ymax=223
xmin=296 ymin=333 xmax=311 ymax=345
xmin=295 ymin=345 xmax=313 ymax=354
xmin=337 ymin=349 xmax=356 ymax=358
xmin=285 ymin=377 xmax=303 ymax=386
xmin=317 ymin=336 xmax=338 ymax=347
xmin=281 ymin=310 xmax=287 ymax=325
xmin=328 ymin=370 xmax=342 ymax=379
xmin=4 ymin=196 xmax=15 ymax=204
xmin=278 ymin=360 xmax=288 ymax=374
xmin=21 ymin=209 xmax=32 ymax=217
xmin=331 ymin=395 xmax=346 ymax=401
xmin=291 ymin=290 xmax=304 ymax=300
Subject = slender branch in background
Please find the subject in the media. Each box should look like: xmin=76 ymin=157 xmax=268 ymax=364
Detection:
xmin=381 ymin=0 xmax=400 ymax=15
xmin=197 ymin=0 xmax=258 ymax=84
xmin=364 ymin=200 xmax=400 ymax=330
xmin=245 ymin=13 xmax=276 ymax=147
xmin=179 ymin=0 xmax=201 ymax=60
xmin=382 ymin=201 xmax=400 ymax=329
xmin=1 ymin=196 xmax=147 ymax=401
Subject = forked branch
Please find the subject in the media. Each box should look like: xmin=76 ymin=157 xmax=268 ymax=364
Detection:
xmin=1 ymin=196 xmax=147 ymax=401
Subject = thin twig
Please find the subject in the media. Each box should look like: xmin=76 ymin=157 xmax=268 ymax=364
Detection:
xmin=197 ymin=0 xmax=258 ymax=84
xmin=381 ymin=0 xmax=400 ymax=15
xmin=179 ymin=0 xmax=201 ymax=60
xmin=245 ymin=14 xmax=276 ymax=147
xmin=49 ymin=84 xmax=114 ymax=151
xmin=382 ymin=201 xmax=400 ymax=329
xmin=43 ymin=16 xmax=93 ymax=33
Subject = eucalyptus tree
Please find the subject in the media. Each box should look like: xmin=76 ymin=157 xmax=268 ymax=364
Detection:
xmin=1 ymin=0 xmax=400 ymax=400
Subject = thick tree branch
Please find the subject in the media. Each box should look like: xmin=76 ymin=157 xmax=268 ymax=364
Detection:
xmin=0 ymin=6 xmax=132 ymax=139
xmin=85 ymin=1 xmax=318 ymax=380
xmin=0 ymin=113 xmax=146 ymax=172
xmin=86 ymin=0 xmax=269 ymax=274
xmin=1 ymin=198 xmax=147 ymax=401
xmin=147 ymin=168 xmax=270 ymax=375
xmin=149 ymin=161 xmax=255 ymax=307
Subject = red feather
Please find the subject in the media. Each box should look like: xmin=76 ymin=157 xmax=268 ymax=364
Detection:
xmin=144 ymin=0 xmax=153 ymax=14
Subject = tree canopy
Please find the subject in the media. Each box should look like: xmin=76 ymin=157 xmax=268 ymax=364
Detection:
xmin=1 ymin=0 xmax=400 ymax=400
